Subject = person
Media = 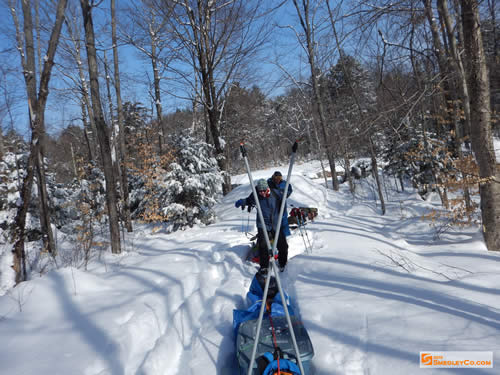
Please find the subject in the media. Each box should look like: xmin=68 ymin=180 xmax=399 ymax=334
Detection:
xmin=235 ymin=178 xmax=289 ymax=273
xmin=267 ymin=171 xmax=293 ymax=237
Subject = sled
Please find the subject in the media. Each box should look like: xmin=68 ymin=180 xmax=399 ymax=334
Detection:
xmin=233 ymin=273 xmax=314 ymax=374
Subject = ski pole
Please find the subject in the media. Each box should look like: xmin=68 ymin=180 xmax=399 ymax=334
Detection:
xmin=303 ymin=223 xmax=312 ymax=253
xmin=246 ymin=208 xmax=252 ymax=237
xmin=268 ymin=140 xmax=305 ymax=375
xmin=298 ymin=214 xmax=312 ymax=253
xmin=240 ymin=142 xmax=305 ymax=375
xmin=292 ymin=206 xmax=310 ymax=254
xmin=296 ymin=216 xmax=309 ymax=253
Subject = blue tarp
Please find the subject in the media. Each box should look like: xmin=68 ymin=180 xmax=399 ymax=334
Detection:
xmin=233 ymin=273 xmax=295 ymax=338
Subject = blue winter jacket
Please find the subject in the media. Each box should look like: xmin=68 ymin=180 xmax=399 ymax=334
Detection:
xmin=267 ymin=178 xmax=293 ymax=236
xmin=244 ymin=192 xmax=282 ymax=233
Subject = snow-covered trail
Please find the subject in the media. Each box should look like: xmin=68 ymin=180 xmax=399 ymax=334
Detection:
xmin=0 ymin=168 xmax=499 ymax=375
xmin=285 ymin=181 xmax=500 ymax=375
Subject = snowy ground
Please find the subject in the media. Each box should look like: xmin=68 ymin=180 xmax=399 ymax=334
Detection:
xmin=1 ymin=161 xmax=499 ymax=374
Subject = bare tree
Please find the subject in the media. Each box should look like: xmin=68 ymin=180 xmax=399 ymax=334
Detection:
xmin=162 ymin=0 xmax=272 ymax=194
xmin=80 ymin=0 xmax=121 ymax=254
xmin=461 ymin=0 xmax=500 ymax=251
xmin=122 ymin=0 xmax=173 ymax=154
xmin=58 ymin=3 xmax=99 ymax=162
xmin=434 ymin=0 xmax=472 ymax=211
xmin=292 ymin=0 xmax=339 ymax=190
xmin=9 ymin=0 xmax=68 ymax=282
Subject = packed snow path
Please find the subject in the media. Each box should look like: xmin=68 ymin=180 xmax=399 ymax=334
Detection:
xmin=1 ymin=165 xmax=499 ymax=374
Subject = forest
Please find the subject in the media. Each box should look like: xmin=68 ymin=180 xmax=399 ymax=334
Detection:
xmin=0 ymin=0 xmax=499 ymax=284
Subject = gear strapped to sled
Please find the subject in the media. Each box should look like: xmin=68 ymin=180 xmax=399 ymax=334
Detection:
xmin=234 ymin=273 xmax=314 ymax=374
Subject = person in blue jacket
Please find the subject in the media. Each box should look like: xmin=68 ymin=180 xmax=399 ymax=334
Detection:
xmin=267 ymin=171 xmax=293 ymax=236
xmin=235 ymin=178 xmax=290 ymax=273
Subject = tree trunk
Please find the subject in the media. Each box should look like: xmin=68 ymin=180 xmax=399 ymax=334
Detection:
xmin=151 ymin=45 xmax=165 ymax=154
xmin=112 ymin=0 xmax=133 ymax=232
xmin=343 ymin=154 xmax=354 ymax=193
xmin=12 ymin=150 xmax=35 ymax=284
xmin=369 ymin=137 xmax=386 ymax=215
xmin=311 ymin=114 xmax=329 ymax=188
xmin=422 ymin=0 xmax=452 ymax=210
xmin=80 ymin=0 xmax=121 ymax=254
xmin=81 ymin=99 xmax=96 ymax=161
xmin=461 ymin=0 xmax=500 ymax=251
xmin=292 ymin=0 xmax=339 ymax=190
xmin=205 ymin=100 xmax=231 ymax=194
xmin=103 ymin=50 xmax=120 ymax=178
xmin=19 ymin=0 xmax=57 ymax=255
xmin=437 ymin=0 xmax=472 ymax=210
xmin=9 ymin=0 xmax=68 ymax=280
xmin=439 ymin=0 xmax=472 ymax=140
xmin=32 ymin=106 xmax=56 ymax=254
xmin=65 ymin=14 xmax=99 ymax=162
xmin=0 ymin=126 xmax=4 ymax=159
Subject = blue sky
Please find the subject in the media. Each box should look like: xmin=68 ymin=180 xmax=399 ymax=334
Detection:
xmin=0 ymin=0 xmax=342 ymax=139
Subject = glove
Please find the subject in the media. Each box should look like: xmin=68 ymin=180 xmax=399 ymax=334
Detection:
xmin=235 ymin=199 xmax=245 ymax=208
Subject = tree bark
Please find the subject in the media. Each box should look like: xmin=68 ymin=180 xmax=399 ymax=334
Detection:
xmin=151 ymin=39 xmax=165 ymax=154
xmin=461 ymin=0 xmax=500 ymax=251
xmin=111 ymin=0 xmax=133 ymax=232
xmin=80 ymin=0 xmax=121 ymax=254
xmin=369 ymin=137 xmax=386 ymax=215
xmin=12 ymin=151 xmax=35 ymax=284
xmin=80 ymin=99 xmax=96 ymax=161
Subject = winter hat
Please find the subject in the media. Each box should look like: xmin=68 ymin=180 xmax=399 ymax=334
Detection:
xmin=273 ymin=171 xmax=282 ymax=177
xmin=256 ymin=179 xmax=269 ymax=191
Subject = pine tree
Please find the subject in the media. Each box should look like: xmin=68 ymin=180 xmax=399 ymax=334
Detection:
xmin=162 ymin=132 xmax=223 ymax=231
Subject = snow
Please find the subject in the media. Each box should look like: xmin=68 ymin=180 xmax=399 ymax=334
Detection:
xmin=1 ymin=161 xmax=499 ymax=374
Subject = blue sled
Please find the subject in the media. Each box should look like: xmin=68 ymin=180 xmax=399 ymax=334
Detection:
xmin=233 ymin=272 xmax=314 ymax=374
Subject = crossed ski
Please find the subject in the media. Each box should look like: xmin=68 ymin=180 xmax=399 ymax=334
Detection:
xmin=239 ymin=141 xmax=306 ymax=375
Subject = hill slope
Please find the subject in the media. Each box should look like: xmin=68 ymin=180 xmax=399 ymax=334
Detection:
xmin=0 ymin=164 xmax=499 ymax=374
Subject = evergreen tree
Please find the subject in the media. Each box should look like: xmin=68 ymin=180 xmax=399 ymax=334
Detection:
xmin=162 ymin=132 xmax=223 ymax=231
